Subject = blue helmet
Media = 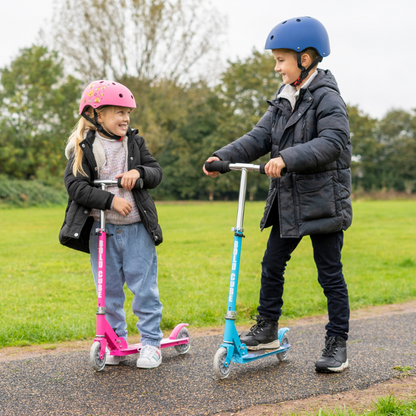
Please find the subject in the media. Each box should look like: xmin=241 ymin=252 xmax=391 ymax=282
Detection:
xmin=265 ymin=16 xmax=330 ymax=58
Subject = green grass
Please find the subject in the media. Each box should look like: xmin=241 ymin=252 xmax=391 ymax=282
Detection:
xmin=0 ymin=200 xmax=415 ymax=347
xmin=290 ymin=394 xmax=416 ymax=415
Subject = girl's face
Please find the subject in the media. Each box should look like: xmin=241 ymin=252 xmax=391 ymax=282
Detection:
xmin=272 ymin=49 xmax=301 ymax=86
xmin=97 ymin=106 xmax=131 ymax=137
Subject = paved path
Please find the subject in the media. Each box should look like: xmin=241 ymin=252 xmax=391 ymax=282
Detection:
xmin=1 ymin=313 xmax=416 ymax=415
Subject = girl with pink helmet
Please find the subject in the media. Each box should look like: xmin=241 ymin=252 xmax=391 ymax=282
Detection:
xmin=59 ymin=80 xmax=165 ymax=369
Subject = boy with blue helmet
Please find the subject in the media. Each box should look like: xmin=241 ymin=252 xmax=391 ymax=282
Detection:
xmin=204 ymin=16 xmax=352 ymax=373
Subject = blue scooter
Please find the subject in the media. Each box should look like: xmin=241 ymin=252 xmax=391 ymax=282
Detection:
xmin=205 ymin=161 xmax=290 ymax=379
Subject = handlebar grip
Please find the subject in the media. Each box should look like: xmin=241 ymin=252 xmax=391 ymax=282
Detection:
xmin=204 ymin=160 xmax=231 ymax=174
xmin=259 ymin=163 xmax=286 ymax=176
xmin=117 ymin=178 xmax=144 ymax=189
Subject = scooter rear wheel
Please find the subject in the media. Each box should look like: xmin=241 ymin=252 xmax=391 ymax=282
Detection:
xmin=276 ymin=334 xmax=289 ymax=362
xmin=174 ymin=327 xmax=191 ymax=354
xmin=90 ymin=341 xmax=106 ymax=371
xmin=213 ymin=347 xmax=231 ymax=379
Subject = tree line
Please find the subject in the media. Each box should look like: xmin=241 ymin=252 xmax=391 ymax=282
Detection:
xmin=0 ymin=0 xmax=415 ymax=200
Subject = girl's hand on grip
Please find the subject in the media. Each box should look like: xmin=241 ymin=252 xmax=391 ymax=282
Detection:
xmin=116 ymin=169 xmax=141 ymax=191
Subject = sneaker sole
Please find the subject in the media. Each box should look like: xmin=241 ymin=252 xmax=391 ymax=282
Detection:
xmin=137 ymin=359 xmax=162 ymax=369
xmin=316 ymin=359 xmax=349 ymax=373
xmin=105 ymin=356 xmax=128 ymax=366
xmin=246 ymin=340 xmax=280 ymax=351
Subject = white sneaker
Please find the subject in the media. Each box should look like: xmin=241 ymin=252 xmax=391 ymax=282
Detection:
xmin=105 ymin=348 xmax=128 ymax=365
xmin=136 ymin=345 xmax=162 ymax=369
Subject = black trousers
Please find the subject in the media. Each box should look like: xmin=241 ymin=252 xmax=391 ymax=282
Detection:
xmin=257 ymin=223 xmax=350 ymax=340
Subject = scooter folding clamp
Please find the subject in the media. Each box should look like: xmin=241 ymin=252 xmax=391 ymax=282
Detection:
xmin=91 ymin=228 xmax=113 ymax=237
xmin=231 ymin=228 xmax=245 ymax=237
xmin=96 ymin=307 xmax=106 ymax=315
xmin=225 ymin=311 xmax=237 ymax=320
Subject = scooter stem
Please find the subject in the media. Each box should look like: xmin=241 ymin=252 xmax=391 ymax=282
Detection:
xmin=226 ymin=169 xmax=248 ymax=318
xmin=235 ymin=169 xmax=248 ymax=232
xmin=97 ymin=183 xmax=107 ymax=311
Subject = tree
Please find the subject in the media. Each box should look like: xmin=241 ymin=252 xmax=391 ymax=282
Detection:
xmin=347 ymin=105 xmax=378 ymax=191
xmin=159 ymin=82 xmax=224 ymax=200
xmin=0 ymin=45 xmax=81 ymax=183
xmin=348 ymin=106 xmax=416 ymax=193
xmin=376 ymin=109 xmax=416 ymax=193
xmin=52 ymin=0 xmax=225 ymax=83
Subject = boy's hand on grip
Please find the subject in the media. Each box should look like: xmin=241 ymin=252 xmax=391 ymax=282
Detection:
xmin=112 ymin=196 xmax=132 ymax=217
xmin=265 ymin=157 xmax=286 ymax=178
xmin=203 ymin=156 xmax=220 ymax=178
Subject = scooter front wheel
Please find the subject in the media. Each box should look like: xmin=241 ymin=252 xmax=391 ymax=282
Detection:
xmin=213 ymin=347 xmax=232 ymax=379
xmin=90 ymin=341 xmax=106 ymax=371
xmin=276 ymin=333 xmax=289 ymax=362
xmin=174 ymin=327 xmax=191 ymax=355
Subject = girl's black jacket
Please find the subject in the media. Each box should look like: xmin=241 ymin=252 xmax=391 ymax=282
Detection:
xmin=59 ymin=128 xmax=163 ymax=253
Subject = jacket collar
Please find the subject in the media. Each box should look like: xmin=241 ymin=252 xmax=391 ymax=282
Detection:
xmin=277 ymin=70 xmax=318 ymax=110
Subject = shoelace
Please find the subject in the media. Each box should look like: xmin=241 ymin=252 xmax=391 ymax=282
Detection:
xmin=140 ymin=345 xmax=159 ymax=360
xmin=322 ymin=337 xmax=339 ymax=357
xmin=247 ymin=315 xmax=267 ymax=335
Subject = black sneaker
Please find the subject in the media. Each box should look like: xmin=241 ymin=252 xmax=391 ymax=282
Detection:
xmin=315 ymin=336 xmax=349 ymax=373
xmin=240 ymin=315 xmax=280 ymax=350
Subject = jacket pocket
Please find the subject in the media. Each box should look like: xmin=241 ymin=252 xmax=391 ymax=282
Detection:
xmin=295 ymin=174 xmax=336 ymax=222
xmin=139 ymin=192 xmax=163 ymax=245
xmin=64 ymin=200 xmax=77 ymax=232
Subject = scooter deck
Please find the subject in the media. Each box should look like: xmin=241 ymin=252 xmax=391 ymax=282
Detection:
xmin=109 ymin=337 xmax=189 ymax=356
xmin=233 ymin=343 xmax=290 ymax=364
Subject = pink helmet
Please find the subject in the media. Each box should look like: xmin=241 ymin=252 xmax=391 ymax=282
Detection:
xmin=79 ymin=80 xmax=136 ymax=115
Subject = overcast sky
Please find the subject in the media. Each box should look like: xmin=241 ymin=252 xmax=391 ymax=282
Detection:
xmin=1 ymin=0 xmax=415 ymax=119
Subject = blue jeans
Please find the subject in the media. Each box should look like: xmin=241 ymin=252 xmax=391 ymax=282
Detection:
xmin=258 ymin=223 xmax=350 ymax=340
xmin=89 ymin=221 xmax=163 ymax=347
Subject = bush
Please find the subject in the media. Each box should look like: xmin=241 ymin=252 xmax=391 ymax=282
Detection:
xmin=0 ymin=177 xmax=67 ymax=208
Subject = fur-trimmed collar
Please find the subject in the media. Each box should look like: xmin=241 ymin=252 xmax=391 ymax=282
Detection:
xmin=64 ymin=130 xmax=129 ymax=176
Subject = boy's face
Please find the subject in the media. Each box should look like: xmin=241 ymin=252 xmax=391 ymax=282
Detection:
xmin=97 ymin=106 xmax=131 ymax=137
xmin=272 ymin=49 xmax=301 ymax=85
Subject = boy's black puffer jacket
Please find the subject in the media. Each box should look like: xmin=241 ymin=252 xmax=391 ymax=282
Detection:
xmin=214 ymin=69 xmax=352 ymax=238
xmin=59 ymin=128 xmax=163 ymax=253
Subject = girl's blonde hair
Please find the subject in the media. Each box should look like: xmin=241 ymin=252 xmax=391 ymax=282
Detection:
xmin=67 ymin=106 xmax=114 ymax=177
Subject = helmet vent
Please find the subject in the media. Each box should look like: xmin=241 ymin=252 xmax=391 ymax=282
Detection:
xmin=119 ymin=94 xmax=123 ymax=98
xmin=282 ymin=21 xmax=287 ymax=24
xmin=270 ymin=35 xmax=274 ymax=40
xmin=296 ymin=19 xmax=301 ymax=22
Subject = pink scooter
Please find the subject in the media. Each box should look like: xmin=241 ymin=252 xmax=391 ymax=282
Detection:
xmin=90 ymin=179 xmax=190 ymax=371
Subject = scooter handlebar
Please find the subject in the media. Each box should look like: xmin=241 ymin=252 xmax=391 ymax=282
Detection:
xmin=205 ymin=160 xmax=285 ymax=176
xmin=93 ymin=178 xmax=144 ymax=189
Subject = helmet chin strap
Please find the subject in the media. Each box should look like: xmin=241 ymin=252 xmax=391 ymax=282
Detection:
xmin=291 ymin=53 xmax=323 ymax=87
xmin=81 ymin=109 xmax=123 ymax=141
